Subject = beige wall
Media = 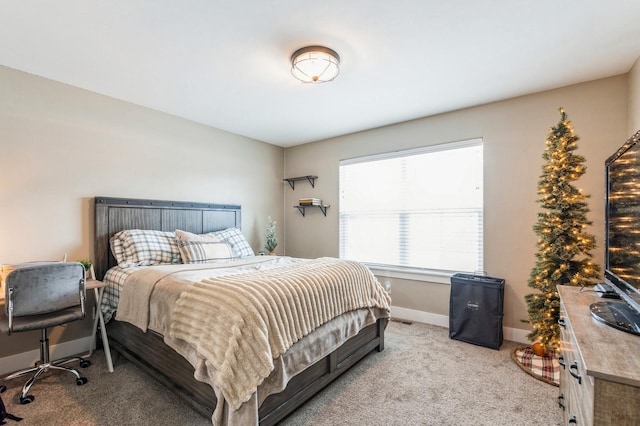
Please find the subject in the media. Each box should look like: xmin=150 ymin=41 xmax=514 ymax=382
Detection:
xmin=630 ymin=57 xmax=640 ymax=134
xmin=284 ymin=75 xmax=629 ymax=333
xmin=0 ymin=66 xmax=285 ymax=358
xmin=3 ymin=57 xmax=639 ymax=361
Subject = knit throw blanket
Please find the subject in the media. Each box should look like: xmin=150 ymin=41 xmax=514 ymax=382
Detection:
xmin=168 ymin=257 xmax=391 ymax=411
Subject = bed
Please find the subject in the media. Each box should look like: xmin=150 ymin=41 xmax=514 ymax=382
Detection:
xmin=94 ymin=196 xmax=390 ymax=425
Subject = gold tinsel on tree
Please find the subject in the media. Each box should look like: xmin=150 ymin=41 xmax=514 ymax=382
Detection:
xmin=525 ymin=108 xmax=600 ymax=352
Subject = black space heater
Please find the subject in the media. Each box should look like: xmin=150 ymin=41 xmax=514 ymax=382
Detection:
xmin=449 ymin=273 xmax=505 ymax=350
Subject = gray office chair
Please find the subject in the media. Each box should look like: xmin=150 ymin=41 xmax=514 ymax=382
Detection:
xmin=0 ymin=262 xmax=90 ymax=404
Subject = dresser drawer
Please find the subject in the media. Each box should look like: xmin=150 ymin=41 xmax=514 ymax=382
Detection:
xmin=559 ymin=300 xmax=594 ymax=425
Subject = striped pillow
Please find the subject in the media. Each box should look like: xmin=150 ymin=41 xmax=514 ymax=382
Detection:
xmin=177 ymin=240 xmax=234 ymax=264
xmin=175 ymin=228 xmax=254 ymax=258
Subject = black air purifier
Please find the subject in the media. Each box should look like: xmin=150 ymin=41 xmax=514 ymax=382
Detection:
xmin=449 ymin=273 xmax=505 ymax=350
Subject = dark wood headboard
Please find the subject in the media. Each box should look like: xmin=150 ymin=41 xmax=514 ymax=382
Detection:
xmin=94 ymin=197 xmax=241 ymax=280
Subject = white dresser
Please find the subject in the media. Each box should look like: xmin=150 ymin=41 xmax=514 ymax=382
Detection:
xmin=558 ymin=286 xmax=640 ymax=425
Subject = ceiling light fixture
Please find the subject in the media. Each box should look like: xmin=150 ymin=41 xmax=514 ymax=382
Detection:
xmin=290 ymin=46 xmax=340 ymax=83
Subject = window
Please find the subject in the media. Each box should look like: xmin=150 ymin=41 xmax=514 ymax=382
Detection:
xmin=339 ymin=139 xmax=483 ymax=274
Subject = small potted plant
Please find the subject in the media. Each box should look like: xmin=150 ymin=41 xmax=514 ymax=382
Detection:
xmin=77 ymin=259 xmax=95 ymax=280
xmin=265 ymin=216 xmax=278 ymax=255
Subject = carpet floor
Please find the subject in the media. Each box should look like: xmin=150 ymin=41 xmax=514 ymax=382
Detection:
xmin=2 ymin=321 xmax=562 ymax=425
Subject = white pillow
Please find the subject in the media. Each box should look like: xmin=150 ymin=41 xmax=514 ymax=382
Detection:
xmin=175 ymin=229 xmax=218 ymax=242
xmin=177 ymin=240 xmax=234 ymax=264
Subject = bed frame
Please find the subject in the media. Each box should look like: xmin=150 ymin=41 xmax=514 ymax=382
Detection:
xmin=94 ymin=196 xmax=387 ymax=425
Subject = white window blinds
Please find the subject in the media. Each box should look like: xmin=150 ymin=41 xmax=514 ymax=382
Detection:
xmin=339 ymin=139 xmax=483 ymax=273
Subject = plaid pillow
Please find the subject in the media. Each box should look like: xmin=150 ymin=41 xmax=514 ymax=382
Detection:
xmin=177 ymin=240 xmax=234 ymax=264
xmin=110 ymin=230 xmax=181 ymax=267
xmin=213 ymin=228 xmax=254 ymax=257
xmin=175 ymin=228 xmax=254 ymax=258
xmin=110 ymin=237 xmax=126 ymax=265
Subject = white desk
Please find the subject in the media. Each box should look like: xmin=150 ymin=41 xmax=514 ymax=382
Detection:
xmin=86 ymin=280 xmax=114 ymax=373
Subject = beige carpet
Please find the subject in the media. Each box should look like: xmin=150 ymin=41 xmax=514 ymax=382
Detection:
xmin=2 ymin=321 xmax=562 ymax=425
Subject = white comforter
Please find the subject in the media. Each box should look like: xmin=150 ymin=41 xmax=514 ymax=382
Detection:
xmin=169 ymin=257 xmax=391 ymax=410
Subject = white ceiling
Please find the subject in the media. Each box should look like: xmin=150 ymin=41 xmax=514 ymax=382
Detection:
xmin=2 ymin=1 xmax=639 ymax=147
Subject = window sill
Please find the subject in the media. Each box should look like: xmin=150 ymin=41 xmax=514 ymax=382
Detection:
xmin=366 ymin=264 xmax=453 ymax=284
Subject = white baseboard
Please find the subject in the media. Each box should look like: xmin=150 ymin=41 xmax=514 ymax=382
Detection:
xmin=391 ymin=305 xmax=531 ymax=345
xmin=391 ymin=305 xmax=450 ymax=328
xmin=1 ymin=306 xmax=532 ymax=376
xmin=0 ymin=336 xmax=93 ymax=376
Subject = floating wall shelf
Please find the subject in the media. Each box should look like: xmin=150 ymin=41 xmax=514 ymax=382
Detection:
xmin=283 ymin=175 xmax=318 ymax=190
xmin=295 ymin=205 xmax=329 ymax=217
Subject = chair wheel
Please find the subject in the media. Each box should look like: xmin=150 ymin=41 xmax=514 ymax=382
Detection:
xmin=0 ymin=385 xmax=6 ymax=393
xmin=20 ymin=394 xmax=35 ymax=404
xmin=80 ymin=359 xmax=91 ymax=368
xmin=76 ymin=377 xmax=88 ymax=386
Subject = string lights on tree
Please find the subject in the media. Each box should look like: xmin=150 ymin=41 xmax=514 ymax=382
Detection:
xmin=525 ymin=108 xmax=600 ymax=353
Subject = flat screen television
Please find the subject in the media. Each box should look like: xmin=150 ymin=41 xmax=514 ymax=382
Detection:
xmin=590 ymin=130 xmax=640 ymax=335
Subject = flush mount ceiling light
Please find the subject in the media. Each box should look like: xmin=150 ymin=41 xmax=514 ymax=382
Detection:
xmin=290 ymin=45 xmax=340 ymax=83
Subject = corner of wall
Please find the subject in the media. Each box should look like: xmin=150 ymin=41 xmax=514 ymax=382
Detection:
xmin=629 ymin=56 xmax=640 ymax=134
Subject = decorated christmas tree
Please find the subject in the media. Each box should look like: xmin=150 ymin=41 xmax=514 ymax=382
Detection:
xmin=525 ymin=108 xmax=600 ymax=352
